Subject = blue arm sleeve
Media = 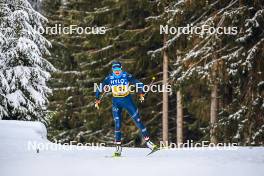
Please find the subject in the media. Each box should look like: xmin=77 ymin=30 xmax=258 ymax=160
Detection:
xmin=127 ymin=73 xmax=144 ymax=94
xmin=95 ymin=75 xmax=110 ymax=99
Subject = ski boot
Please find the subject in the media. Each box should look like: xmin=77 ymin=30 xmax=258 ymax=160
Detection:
xmin=113 ymin=142 xmax=122 ymax=157
xmin=145 ymin=137 xmax=159 ymax=155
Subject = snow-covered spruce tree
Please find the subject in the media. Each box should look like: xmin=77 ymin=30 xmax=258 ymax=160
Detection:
xmin=168 ymin=0 xmax=264 ymax=145
xmin=146 ymin=0 xmax=206 ymax=143
xmin=217 ymin=4 xmax=264 ymax=145
xmin=147 ymin=0 xmax=264 ymax=145
xmin=0 ymin=0 xmax=55 ymax=120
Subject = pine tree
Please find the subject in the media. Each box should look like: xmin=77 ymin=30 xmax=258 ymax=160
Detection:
xmin=42 ymin=0 xmax=163 ymax=145
xmin=162 ymin=34 xmax=169 ymax=143
xmin=0 ymin=0 xmax=55 ymax=120
xmin=176 ymin=90 xmax=183 ymax=144
xmin=169 ymin=0 xmax=264 ymax=144
xmin=147 ymin=0 xmax=264 ymax=145
xmin=146 ymin=0 xmax=191 ymax=143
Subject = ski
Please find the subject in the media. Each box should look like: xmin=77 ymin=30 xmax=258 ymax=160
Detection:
xmin=104 ymin=151 xmax=122 ymax=158
xmin=146 ymin=147 xmax=160 ymax=156
xmin=104 ymin=155 xmax=123 ymax=158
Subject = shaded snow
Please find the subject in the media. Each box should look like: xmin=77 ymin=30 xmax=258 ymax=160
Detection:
xmin=0 ymin=120 xmax=264 ymax=176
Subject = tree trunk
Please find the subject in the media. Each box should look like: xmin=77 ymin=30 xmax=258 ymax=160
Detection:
xmin=210 ymin=83 xmax=218 ymax=144
xmin=254 ymin=0 xmax=259 ymax=6
xmin=210 ymin=62 xmax=218 ymax=144
xmin=176 ymin=90 xmax=183 ymax=145
xmin=239 ymin=0 xmax=244 ymax=6
xmin=186 ymin=0 xmax=192 ymax=7
xmin=162 ymin=35 xmax=169 ymax=143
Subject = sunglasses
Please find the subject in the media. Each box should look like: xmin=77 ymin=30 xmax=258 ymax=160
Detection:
xmin=112 ymin=67 xmax=122 ymax=71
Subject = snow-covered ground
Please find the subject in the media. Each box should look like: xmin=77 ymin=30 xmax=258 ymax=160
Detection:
xmin=0 ymin=120 xmax=264 ymax=176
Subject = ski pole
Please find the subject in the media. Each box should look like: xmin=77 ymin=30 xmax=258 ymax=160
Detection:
xmin=98 ymin=85 xmax=111 ymax=102
xmin=150 ymin=76 xmax=156 ymax=87
xmin=138 ymin=76 xmax=156 ymax=103
xmin=98 ymin=91 xmax=106 ymax=101
xmin=144 ymin=76 xmax=156 ymax=96
xmin=95 ymin=85 xmax=111 ymax=109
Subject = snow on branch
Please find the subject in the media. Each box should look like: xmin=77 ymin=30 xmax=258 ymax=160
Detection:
xmin=0 ymin=0 xmax=55 ymax=120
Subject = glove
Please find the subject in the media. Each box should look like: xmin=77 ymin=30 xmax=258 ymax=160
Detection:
xmin=95 ymin=99 xmax=101 ymax=109
xmin=139 ymin=94 xmax=145 ymax=103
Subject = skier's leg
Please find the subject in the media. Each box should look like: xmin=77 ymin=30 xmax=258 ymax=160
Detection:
xmin=123 ymin=96 xmax=149 ymax=140
xmin=123 ymin=96 xmax=158 ymax=151
xmin=112 ymin=101 xmax=122 ymax=156
xmin=112 ymin=102 xmax=122 ymax=143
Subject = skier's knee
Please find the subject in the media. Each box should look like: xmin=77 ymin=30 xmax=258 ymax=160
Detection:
xmin=115 ymin=122 xmax=121 ymax=130
xmin=114 ymin=119 xmax=121 ymax=130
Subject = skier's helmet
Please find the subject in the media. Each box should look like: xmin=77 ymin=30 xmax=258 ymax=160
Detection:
xmin=112 ymin=61 xmax=122 ymax=78
xmin=112 ymin=61 xmax=122 ymax=71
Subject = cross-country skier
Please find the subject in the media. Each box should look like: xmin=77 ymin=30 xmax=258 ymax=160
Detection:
xmin=95 ymin=61 xmax=158 ymax=157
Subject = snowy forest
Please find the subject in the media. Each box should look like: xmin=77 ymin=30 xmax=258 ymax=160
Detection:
xmin=1 ymin=0 xmax=264 ymax=147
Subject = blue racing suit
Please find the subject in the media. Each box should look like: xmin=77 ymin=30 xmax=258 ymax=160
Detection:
xmin=96 ymin=72 xmax=149 ymax=142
